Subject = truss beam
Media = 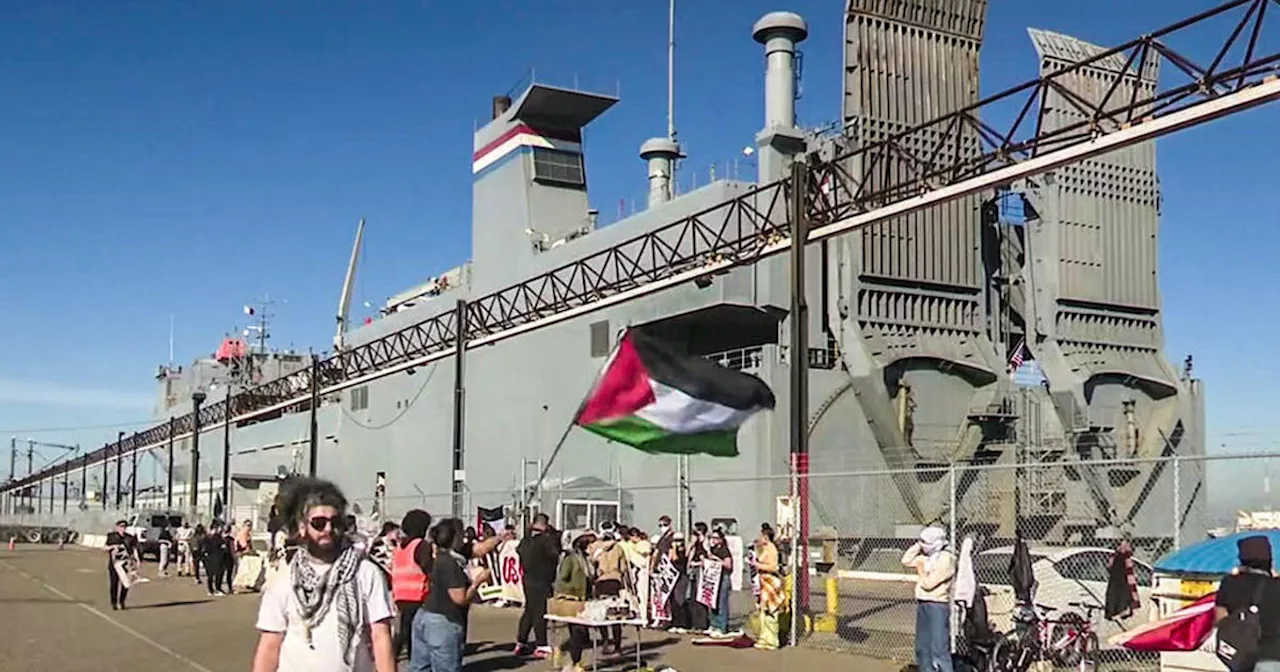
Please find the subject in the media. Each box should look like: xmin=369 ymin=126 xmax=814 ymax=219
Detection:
xmin=6 ymin=0 xmax=1280 ymax=494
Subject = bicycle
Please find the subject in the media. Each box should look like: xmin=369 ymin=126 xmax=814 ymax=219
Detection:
xmin=986 ymin=601 xmax=1101 ymax=672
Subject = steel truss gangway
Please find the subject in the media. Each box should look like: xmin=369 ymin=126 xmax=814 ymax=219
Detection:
xmin=6 ymin=0 xmax=1280 ymax=496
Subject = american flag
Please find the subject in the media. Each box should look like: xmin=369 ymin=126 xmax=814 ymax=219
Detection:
xmin=1009 ymin=338 xmax=1028 ymax=369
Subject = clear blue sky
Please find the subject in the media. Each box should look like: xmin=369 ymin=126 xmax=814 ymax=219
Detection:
xmin=1 ymin=1 xmax=1276 ymax=496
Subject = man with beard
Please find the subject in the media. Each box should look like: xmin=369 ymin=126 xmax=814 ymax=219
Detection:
xmin=514 ymin=513 xmax=561 ymax=658
xmin=251 ymin=478 xmax=395 ymax=672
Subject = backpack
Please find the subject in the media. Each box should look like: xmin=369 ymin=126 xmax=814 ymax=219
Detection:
xmin=1215 ymin=571 xmax=1271 ymax=672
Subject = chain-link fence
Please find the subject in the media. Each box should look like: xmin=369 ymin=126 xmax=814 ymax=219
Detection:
xmin=797 ymin=451 xmax=1278 ymax=669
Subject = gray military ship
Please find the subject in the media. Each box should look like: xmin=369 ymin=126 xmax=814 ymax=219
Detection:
xmin=2 ymin=0 xmax=1207 ymax=562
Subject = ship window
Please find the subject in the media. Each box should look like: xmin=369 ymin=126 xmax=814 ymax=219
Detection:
xmin=350 ymin=386 xmax=369 ymax=411
xmin=590 ymin=321 xmax=610 ymax=358
xmin=532 ymin=148 xmax=585 ymax=187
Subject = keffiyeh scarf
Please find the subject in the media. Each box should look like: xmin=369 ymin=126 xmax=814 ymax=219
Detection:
xmin=290 ymin=544 xmax=363 ymax=663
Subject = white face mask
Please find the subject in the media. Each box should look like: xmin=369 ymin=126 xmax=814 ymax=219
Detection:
xmin=658 ymin=524 xmax=670 ymax=535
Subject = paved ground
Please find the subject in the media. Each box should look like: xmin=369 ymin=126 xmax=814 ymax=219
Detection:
xmin=0 ymin=546 xmax=901 ymax=672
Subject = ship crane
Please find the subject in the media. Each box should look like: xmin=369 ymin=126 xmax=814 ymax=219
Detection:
xmin=334 ymin=218 xmax=366 ymax=352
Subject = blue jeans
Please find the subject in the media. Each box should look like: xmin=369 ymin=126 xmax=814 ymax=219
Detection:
xmin=410 ymin=610 xmax=464 ymax=672
xmin=711 ymin=575 xmax=731 ymax=632
xmin=915 ymin=601 xmax=953 ymax=672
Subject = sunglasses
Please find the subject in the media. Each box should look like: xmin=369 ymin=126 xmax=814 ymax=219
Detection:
xmin=308 ymin=516 xmax=346 ymax=533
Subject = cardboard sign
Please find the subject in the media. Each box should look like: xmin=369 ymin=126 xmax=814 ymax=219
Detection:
xmin=697 ymin=558 xmax=721 ymax=608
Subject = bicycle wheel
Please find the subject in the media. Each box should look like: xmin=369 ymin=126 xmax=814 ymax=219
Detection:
xmin=1075 ymin=632 xmax=1100 ymax=672
xmin=986 ymin=636 xmax=1029 ymax=672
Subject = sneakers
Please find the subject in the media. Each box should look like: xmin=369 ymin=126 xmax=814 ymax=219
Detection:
xmin=534 ymin=646 xmax=553 ymax=659
xmin=512 ymin=644 xmax=531 ymax=657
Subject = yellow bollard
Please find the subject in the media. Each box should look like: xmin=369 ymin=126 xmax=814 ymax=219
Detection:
xmin=812 ymin=575 xmax=839 ymax=633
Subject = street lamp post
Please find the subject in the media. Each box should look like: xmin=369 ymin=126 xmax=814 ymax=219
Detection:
xmin=114 ymin=431 xmax=125 ymax=508
xmin=191 ymin=391 xmax=206 ymax=520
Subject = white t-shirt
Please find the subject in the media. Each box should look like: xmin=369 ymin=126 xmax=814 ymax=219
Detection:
xmin=255 ymin=557 xmax=394 ymax=672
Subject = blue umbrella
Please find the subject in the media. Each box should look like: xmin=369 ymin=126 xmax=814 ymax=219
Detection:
xmin=1154 ymin=530 xmax=1280 ymax=575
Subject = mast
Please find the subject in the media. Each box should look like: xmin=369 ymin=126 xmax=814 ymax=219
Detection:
xmin=667 ymin=0 xmax=676 ymax=141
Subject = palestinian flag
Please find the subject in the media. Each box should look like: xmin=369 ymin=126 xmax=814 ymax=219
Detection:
xmin=574 ymin=329 xmax=775 ymax=457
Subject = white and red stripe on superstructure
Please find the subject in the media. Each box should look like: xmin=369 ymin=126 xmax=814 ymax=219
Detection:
xmin=472 ymin=124 xmax=582 ymax=176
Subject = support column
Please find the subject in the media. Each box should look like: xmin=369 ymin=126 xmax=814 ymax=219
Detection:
xmin=80 ymin=454 xmax=87 ymax=511
xmin=308 ymin=356 xmax=320 ymax=477
xmin=191 ymin=391 xmax=206 ymax=520
xmin=788 ymin=158 xmax=811 ymax=620
xmin=222 ymin=386 xmax=233 ymax=513
xmin=129 ymin=433 xmax=139 ymax=509
xmin=114 ymin=431 xmax=124 ymax=508
xmin=101 ymin=442 xmax=109 ymax=510
xmin=166 ymin=419 xmax=175 ymax=509
xmin=451 ymin=299 xmax=468 ymax=518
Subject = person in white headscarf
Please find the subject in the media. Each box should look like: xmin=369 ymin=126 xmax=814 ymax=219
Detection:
xmin=902 ymin=526 xmax=956 ymax=672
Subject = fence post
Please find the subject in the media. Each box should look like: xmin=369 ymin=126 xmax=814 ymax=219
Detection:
xmin=948 ymin=464 xmax=958 ymax=653
xmin=1172 ymin=456 xmax=1181 ymax=550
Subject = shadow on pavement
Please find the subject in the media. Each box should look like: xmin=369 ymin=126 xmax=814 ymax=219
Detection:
xmin=0 ymin=597 xmax=89 ymax=605
xmin=131 ymin=599 xmax=214 ymax=609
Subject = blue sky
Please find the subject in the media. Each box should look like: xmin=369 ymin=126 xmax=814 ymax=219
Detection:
xmin=1 ymin=1 xmax=1277 ymax=498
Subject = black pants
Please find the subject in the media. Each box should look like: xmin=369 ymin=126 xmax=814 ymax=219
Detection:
xmin=594 ymin=579 xmax=624 ymax=647
xmin=670 ymin=598 xmax=692 ymax=630
xmin=223 ymin=555 xmax=236 ymax=590
xmin=394 ymin=600 xmax=421 ymax=659
xmin=107 ymin=564 xmax=129 ymax=608
xmin=192 ymin=552 xmax=203 ymax=582
xmin=567 ymin=625 xmax=591 ymax=664
xmin=517 ymin=582 xmax=550 ymax=648
xmin=204 ymin=556 xmax=225 ymax=593
xmin=689 ymin=594 xmax=710 ymax=631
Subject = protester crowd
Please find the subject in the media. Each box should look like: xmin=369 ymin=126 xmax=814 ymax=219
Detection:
xmin=96 ymin=477 xmax=790 ymax=671
xmin=211 ymin=478 xmax=787 ymax=671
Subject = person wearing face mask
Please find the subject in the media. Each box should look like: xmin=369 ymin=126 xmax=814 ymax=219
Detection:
xmin=686 ymin=522 xmax=711 ymax=633
xmin=650 ymin=516 xmax=675 ymax=628
xmin=555 ymin=530 xmax=596 ymax=672
xmin=251 ymin=478 xmax=396 ymax=672
xmin=707 ymin=529 xmax=734 ymax=637
xmin=902 ymin=526 xmax=956 ymax=672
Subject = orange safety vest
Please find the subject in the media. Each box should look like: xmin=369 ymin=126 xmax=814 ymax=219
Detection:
xmin=391 ymin=538 xmax=430 ymax=603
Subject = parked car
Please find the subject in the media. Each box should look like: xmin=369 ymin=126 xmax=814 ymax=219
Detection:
xmin=975 ymin=545 xmax=1158 ymax=647
xmin=125 ymin=509 xmax=184 ymax=560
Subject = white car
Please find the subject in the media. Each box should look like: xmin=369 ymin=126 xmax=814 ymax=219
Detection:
xmin=974 ymin=545 xmax=1158 ymax=647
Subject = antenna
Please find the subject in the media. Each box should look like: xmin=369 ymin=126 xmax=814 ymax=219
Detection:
xmin=243 ymin=296 xmax=277 ymax=354
xmin=168 ymin=314 xmax=175 ymax=365
xmin=667 ymin=0 xmax=676 ymax=141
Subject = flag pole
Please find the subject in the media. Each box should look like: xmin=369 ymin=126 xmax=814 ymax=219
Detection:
xmin=518 ymin=416 xmax=580 ymax=532
xmin=520 ymin=332 xmax=620 ymax=523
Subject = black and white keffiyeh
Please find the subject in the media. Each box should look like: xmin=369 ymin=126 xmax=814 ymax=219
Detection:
xmin=290 ymin=543 xmax=364 ymax=662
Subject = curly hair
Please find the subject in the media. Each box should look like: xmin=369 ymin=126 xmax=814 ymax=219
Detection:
xmin=279 ymin=477 xmax=348 ymax=529
xmin=400 ymin=509 xmax=432 ymax=540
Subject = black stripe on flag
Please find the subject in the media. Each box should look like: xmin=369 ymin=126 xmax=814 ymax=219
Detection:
xmin=629 ymin=329 xmax=775 ymax=412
